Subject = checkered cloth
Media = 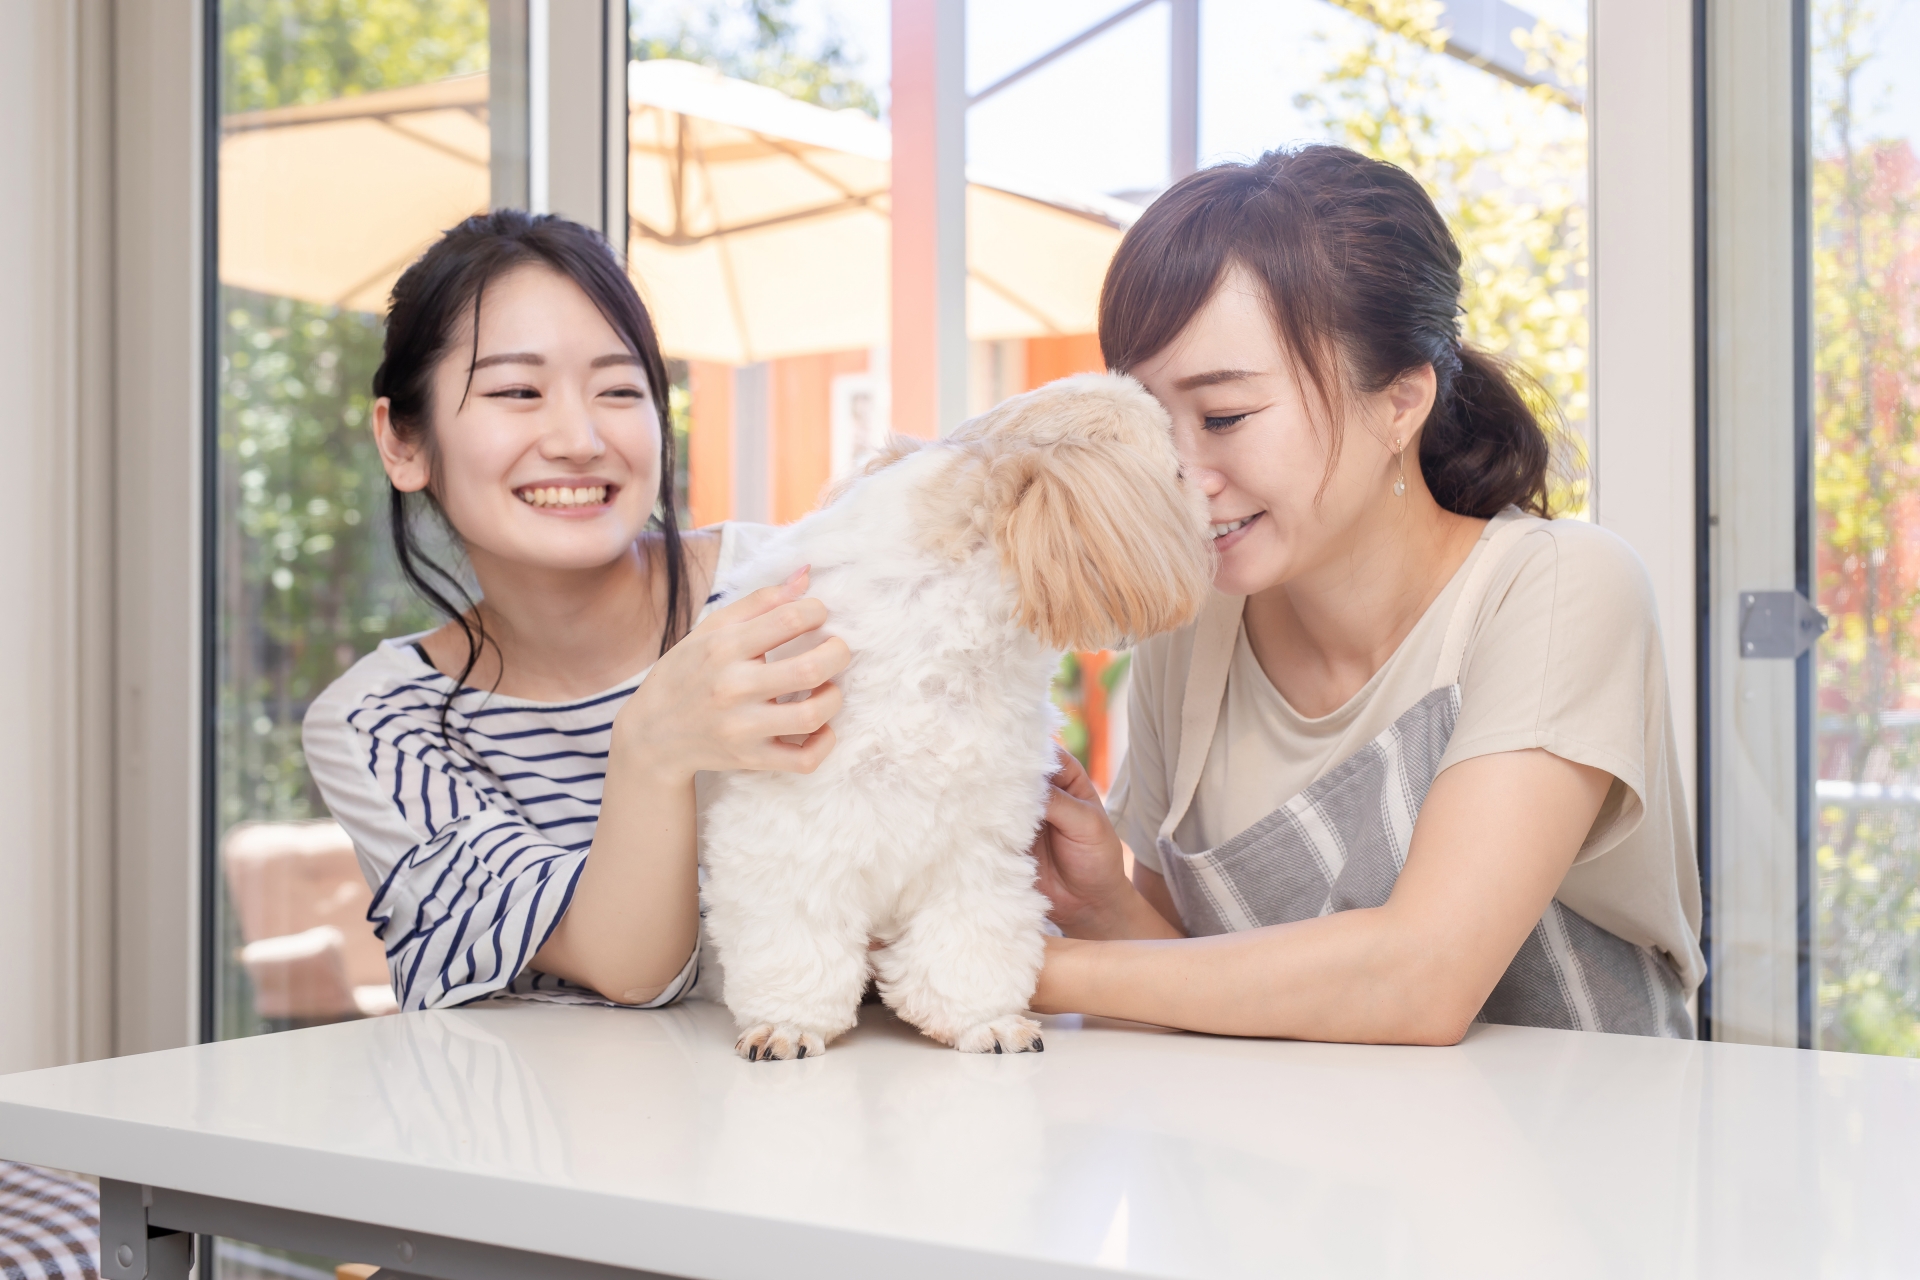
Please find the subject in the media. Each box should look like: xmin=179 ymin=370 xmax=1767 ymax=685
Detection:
xmin=0 ymin=1162 xmax=97 ymax=1280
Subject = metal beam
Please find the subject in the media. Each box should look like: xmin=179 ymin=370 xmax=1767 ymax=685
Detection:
xmin=966 ymin=0 xmax=1158 ymax=108
xmin=1703 ymin=0 xmax=1805 ymax=1049
xmin=488 ymin=0 xmax=530 ymax=209
xmin=100 ymin=1181 xmax=675 ymax=1280
xmin=1327 ymin=0 xmax=1585 ymax=110
xmin=1169 ymin=0 xmax=1199 ymax=179
xmin=891 ymin=0 xmax=969 ymax=437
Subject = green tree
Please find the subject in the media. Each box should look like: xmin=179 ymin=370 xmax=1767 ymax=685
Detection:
xmin=1809 ymin=0 xmax=1920 ymax=1056
xmin=630 ymin=0 xmax=880 ymax=116
xmin=1297 ymin=0 xmax=1591 ymax=511
xmin=216 ymin=1 xmax=487 ymax=838
xmin=217 ymin=292 xmax=439 ymax=824
xmin=223 ymin=0 xmax=488 ymax=113
xmin=214 ymin=0 xmax=491 ymax=1050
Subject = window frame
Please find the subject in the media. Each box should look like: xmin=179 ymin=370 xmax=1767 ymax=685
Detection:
xmin=1697 ymin=0 xmax=1811 ymax=1048
xmin=110 ymin=0 xmax=207 ymax=1059
xmin=191 ymin=0 xmax=631 ymax=1046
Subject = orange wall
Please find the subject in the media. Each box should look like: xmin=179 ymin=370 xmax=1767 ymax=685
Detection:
xmin=688 ymin=339 xmax=1105 ymax=529
xmin=687 ymin=361 xmax=733 ymax=527
xmin=1021 ymin=334 xmax=1116 ymax=793
xmin=1023 ymin=333 xmax=1106 ymax=390
xmin=772 ymin=350 xmax=868 ymax=524
xmin=686 ymin=351 xmax=871 ymax=527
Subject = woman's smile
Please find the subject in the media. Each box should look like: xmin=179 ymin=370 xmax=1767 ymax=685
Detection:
xmin=1210 ymin=511 xmax=1262 ymax=549
xmin=515 ymin=479 xmax=618 ymax=513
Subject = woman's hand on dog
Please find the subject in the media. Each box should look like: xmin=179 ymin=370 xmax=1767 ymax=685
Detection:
xmin=616 ymin=566 xmax=849 ymax=783
xmin=1031 ymin=748 xmax=1182 ymax=940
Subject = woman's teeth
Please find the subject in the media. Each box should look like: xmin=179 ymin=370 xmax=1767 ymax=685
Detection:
xmin=1211 ymin=515 xmax=1256 ymax=539
xmin=519 ymin=485 xmax=608 ymax=508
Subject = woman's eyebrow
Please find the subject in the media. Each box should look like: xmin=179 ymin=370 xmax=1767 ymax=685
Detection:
xmin=471 ymin=352 xmax=544 ymax=370
xmin=590 ymin=353 xmax=643 ymax=368
xmin=1174 ymin=368 xmax=1263 ymax=391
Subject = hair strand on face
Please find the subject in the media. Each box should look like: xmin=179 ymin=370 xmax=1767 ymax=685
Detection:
xmin=371 ymin=210 xmax=690 ymax=736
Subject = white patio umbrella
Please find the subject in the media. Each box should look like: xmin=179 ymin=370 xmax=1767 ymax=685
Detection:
xmin=626 ymin=58 xmax=1139 ymax=364
xmin=219 ymin=74 xmax=490 ymax=313
xmin=216 ymin=61 xmax=1136 ymax=361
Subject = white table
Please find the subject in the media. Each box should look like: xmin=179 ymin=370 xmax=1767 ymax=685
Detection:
xmin=1 ymin=999 xmax=1917 ymax=1280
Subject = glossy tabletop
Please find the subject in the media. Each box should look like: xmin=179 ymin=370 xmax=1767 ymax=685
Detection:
xmin=1 ymin=999 xmax=1917 ymax=1280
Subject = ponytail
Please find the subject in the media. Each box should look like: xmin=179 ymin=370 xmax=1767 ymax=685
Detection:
xmin=1420 ymin=344 xmax=1553 ymax=518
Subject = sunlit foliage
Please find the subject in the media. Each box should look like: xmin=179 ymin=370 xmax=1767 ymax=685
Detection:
xmin=1298 ymin=0 xmax=1591 ymax=513
xmin=630 ymin=0 xmax=880 ymax=116
xmin=1810 ymin=0 xmax=1920 ymax=1056
xmin=217 ymin=0 xmax=486 ymax=834
xmin=222 ymin=0 xmax=488 ymax=113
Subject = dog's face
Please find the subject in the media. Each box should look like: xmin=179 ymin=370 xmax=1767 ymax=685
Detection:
xmin=897 ymin=373 xmax=1214 ymax=650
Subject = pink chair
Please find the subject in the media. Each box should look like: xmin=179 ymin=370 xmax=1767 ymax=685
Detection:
xmin=222 ymin=821 xmax=398 ymax=1025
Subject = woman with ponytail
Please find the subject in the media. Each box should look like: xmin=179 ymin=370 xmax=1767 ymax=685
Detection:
xmin=302 ymin=211 xmax=847 ymax=1012
xmin=1030 ymin=146 xmax=1703 ymax=1042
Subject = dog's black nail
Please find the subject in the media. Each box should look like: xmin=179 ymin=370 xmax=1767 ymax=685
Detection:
xmin=797 ymin=1044 xmax=808 ymax=1059
xmin=993 ymin=1041 xmax=1004 ymax=1054
xmin=748 ymin=1044 xmax=760 ymax=1062
xmin=1034 ymin=1037 xmax=1045 ymax=1052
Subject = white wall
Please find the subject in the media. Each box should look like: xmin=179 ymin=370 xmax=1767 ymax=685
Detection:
xmin=109 ymin=0 xmax=205 ymax=1061
xmin=1591 ymin=0 xmax=1699 ymax=824
xmin=0 ymin=0 xmax=113 ymax=1073
xmin=0 ymin=0 xmax=199 ymax=1071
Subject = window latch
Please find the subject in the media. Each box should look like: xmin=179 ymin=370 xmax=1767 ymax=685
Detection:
xmin=1739 ymin=590 xmax=1829 ymax=659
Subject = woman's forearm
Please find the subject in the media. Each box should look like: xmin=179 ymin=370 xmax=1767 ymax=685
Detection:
xmin=1035 ymin=752 xmax=1615 ymax=1044
xmin=531 ymin=745 xmax=701 ymax=1003
xmin=1031 ymin=906 xmax=1479 ymax=1045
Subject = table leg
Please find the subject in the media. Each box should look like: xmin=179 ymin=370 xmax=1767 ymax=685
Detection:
xmin=100 ymin=1179 xmax=192 ymax=1280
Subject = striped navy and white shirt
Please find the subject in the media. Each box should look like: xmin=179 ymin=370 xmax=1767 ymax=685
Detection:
xmin=303 ymin=522 xmax=775 ymax=1012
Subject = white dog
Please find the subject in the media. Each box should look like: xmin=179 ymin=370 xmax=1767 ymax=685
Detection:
xmin=701 ymin=373 xmax=1212 ymax=1059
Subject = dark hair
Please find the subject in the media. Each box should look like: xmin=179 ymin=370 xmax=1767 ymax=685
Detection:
xmin=372 ymin=210 xmax=689 ymax=729
xmin=1099 ymin=145 xmax=1561 ymax=517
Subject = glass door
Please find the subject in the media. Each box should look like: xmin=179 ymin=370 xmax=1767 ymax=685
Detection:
xmin=209 ymin=8 xmax=495 ymax=1274
xmin=212 ymin=0 xmax=493 ymax=1048
xmin=1809 ymin=0 xmax=1920 ymax=1056
xmin=633 ymin=0 xmax=1590 ymax=795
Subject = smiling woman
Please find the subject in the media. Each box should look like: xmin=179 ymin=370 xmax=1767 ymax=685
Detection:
xmin=301 ymin=211 xmax=850 ymax=1011
xmin=1027 ymin=146 xmax=1703 ymax=1045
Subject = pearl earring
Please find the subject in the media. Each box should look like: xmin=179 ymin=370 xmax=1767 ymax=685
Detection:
xmin=1392 ymin=439 xmax=1407 ymax=497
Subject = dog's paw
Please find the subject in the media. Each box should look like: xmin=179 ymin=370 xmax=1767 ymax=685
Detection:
xmin=952 ymin=1015 xmax=1045 ymax=1055
xmin=735 ymin=1023 xmax=827 ymax=1062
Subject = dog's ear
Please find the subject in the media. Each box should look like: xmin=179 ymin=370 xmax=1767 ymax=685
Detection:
xmin=985 ymin=435 xmax=1213 ymax=650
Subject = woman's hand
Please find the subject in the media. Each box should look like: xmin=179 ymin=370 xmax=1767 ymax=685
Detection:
xmin=535 ymin=566 xmax=848 ymax=1005
xmin=615 ymin=566 xmax=850 ymax=783
xmin=1030 ymin=749 xmax=1182 ymax=940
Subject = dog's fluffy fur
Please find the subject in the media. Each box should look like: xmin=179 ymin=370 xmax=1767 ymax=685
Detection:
xmin=701 ymin=373 xmax=1212 ymax=1058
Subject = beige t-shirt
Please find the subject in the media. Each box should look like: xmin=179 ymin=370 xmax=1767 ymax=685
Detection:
xmin=1110 ymin=517 xmax=1706 ymax=992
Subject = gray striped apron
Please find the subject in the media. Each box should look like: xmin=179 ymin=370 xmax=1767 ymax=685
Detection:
xmin=1156 ymin=513 xmax=1692 ymax=1038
